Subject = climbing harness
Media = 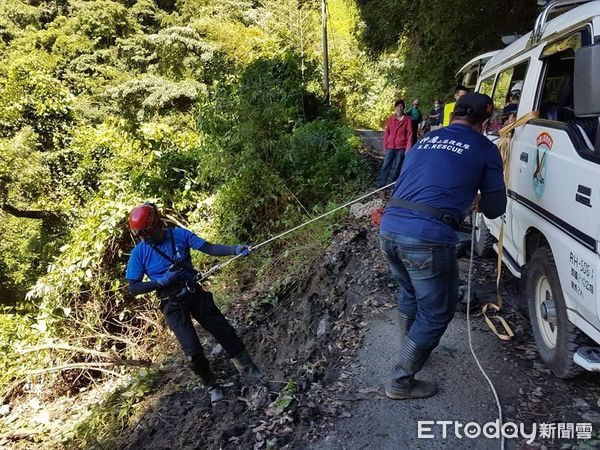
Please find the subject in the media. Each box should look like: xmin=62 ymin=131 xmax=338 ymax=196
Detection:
xmin=467 ymin=211 xmax=505 ymax=450
xmin=480 ymin=112 xmax=538 ymax=341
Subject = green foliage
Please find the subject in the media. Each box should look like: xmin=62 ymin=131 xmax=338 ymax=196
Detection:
xmin=273 ymin=379 xmax=298 ymax=411
xmin=107 ymin=76 xmax=206 ymax=120
xmin=195 ymin=51 xmax=367 ymax=241
xmin=75 ymin=0 xmax=135 ymax=47
xmin=0 ymin=215 xmax=45 ymax=302
xmin=354 ymin=0 xmax=539 ymax=104
xmin=0 ymin=1 xmax=41 ymax=37
xmin=66 ymin=367 xmax=162 ymax=449
xmin=130 ymin=0 xmax=163 ymax=32
xmin=148 ymin=26 xmax=212 ymax=79
xmin=0 ymin=51 xmax=74 ymax=149
xmin=0 ymin=310 xmax=48 ymax=397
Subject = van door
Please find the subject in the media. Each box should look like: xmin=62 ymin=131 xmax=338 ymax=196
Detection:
xmin=511 ymin=30 xmax=600 ymax=332
xmin=483 ymin=61 xmax=531 ymax=264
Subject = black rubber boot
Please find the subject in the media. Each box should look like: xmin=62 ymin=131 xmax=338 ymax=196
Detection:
xmin=188 ymin=352 xmax=224 ymax=404
xmin=456 ymin=284 xmax=482 ymax=313
xmin=386 ymin=338 xmax=438 ymax=400
xmin=396 ymin=310 xmax=415 ymax=346
xmin=232 ymin=350 xmax=263 ymax=380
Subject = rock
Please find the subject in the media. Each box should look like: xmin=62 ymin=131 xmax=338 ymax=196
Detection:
xmin=33 ymin=409 xmax=51 ymax=425
xmin=349 ymin=200 xmax=383 ymax=219
xmin=317 ymin=317 xmax=329 ymax=337
xmin=223 ymin=424 xmax=247 ymax=439
xmin=210 ymin=344 xmax=224 ymax=356
xmin=581 ymin=411 xmax=600 ymax=424
xmin=319 ymin=435 xmax=347 ymax=449
xmin=299 ymin=407 xmax=312 ymax=420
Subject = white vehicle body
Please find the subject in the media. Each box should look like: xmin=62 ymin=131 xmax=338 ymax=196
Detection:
xmin=469 ymin=0 xmax=600 ymax=376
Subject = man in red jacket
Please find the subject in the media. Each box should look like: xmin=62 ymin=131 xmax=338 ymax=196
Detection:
xmin=379 ymin=99 xmax=413 ymax=188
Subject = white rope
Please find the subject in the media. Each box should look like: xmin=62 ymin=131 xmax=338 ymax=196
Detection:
xmin=466 ymin=212 xmax=505 ymax=450
xmin=199 ymin=182 xmax=396 ymax=279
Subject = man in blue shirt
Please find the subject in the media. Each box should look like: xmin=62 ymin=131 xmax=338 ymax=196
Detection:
xmin=126 ymin=203 xmax=261 ymax=404
xmin=380 ymin=93 xmax=506 ymax=400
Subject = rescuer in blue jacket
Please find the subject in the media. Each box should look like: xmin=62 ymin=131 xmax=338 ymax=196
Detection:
xmin=125 ymin=203 xmax=262 ymax=404
xmin=380 ymin=93 xmax=507 ymax=400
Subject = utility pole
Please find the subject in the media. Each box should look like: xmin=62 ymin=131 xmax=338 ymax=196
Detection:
xmin=321 ymin=0 xmax=330 ymax=104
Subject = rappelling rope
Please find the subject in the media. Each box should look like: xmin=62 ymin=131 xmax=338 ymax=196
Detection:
xmin=467 ymin=211 xmax=505 ymax=450
xmin=196 ymin=182 xmax=396 ymax=282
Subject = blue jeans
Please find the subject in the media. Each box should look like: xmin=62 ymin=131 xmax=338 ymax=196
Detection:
xmin=379 ymin=231 xmax=459 ymax=350
xmin=378 ymin=148 xmax=406 ymax=187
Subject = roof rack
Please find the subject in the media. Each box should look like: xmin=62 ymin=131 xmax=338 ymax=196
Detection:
xmin=529 ymin=0 xmax=594 ymax=46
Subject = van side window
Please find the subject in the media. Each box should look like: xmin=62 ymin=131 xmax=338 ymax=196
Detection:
xmin=538 ymin=31 xmax=598 ymax=150
xmin=478 ymin=76 xmax=494 ymax=97
xmin=488 ymin=62 xmax=528 ymax=134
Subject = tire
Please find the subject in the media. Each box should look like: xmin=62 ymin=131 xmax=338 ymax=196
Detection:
xmin=525 ymin=247 xmax=583 ymax=378
xmin=473 ymin=212 xmax=495 ymax=257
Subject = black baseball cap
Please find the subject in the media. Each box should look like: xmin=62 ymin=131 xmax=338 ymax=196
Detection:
xmin=453 ymin=93 xmax=494 ymax=119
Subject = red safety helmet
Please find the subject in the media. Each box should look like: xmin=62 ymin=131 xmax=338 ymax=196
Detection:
xmin=129 ymin=203 xmax=159 ymax=238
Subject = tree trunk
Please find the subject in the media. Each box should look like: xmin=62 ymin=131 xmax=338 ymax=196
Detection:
xmin=0 ymin=204 xmax=61 ymax=220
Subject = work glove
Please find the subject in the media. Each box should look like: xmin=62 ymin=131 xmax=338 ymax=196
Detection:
xmin=234 ymin=244 xmax=252 ymax=257
xmin=155 ymin=269 xmax=186 ymax=288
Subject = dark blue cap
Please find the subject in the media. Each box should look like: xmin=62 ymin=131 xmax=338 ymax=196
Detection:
xmin=454 ymin=93 xmax=494 ymax=119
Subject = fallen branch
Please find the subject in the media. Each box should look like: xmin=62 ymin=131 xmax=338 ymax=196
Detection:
xmin=0 ymin=203 xmax=61 ymax=220
xmin=0 ymin=429 xmax=39 ymax=441
xmin=18 ymin=343 xmax=151 ymax=367
xmin=25 ymin=362 xmax=125 ymax=377
xmin=0 ymin=379 xmax=25 ymax=405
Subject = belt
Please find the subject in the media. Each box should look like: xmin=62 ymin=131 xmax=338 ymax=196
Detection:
xmin=386 ymin=198 xmax=460 ymax=229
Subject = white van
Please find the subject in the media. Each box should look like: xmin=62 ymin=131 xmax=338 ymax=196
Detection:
xmin=470 ymin=0 xmax=600 ymax=378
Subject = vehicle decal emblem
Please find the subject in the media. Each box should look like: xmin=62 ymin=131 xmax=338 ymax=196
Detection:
xmin=532 ymin=132 xmax=553 ymax=200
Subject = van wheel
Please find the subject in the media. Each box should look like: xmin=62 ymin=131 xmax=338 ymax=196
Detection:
xmin=473 ymin=213 xmax=494 ymax=257
xmin=526 ymin=247 xmax=583 ymax=378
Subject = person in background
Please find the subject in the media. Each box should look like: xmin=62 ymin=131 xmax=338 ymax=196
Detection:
xmin=442 ymin=85 xmax=469 ymax=126
xmin=379 ymin=99 xmax=413 ymax=188
xmin=380 ymin=93 xmax=506 ymax=400
xmin=125 ymin=203 xmax=262 ymax=404
xmin=405 ymin=99 xmax=423 ymax=145
xmin=428 ymin=99 xmax=444 ymax=131
xmin=501 ymin=81 xmax=523 ymax=125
